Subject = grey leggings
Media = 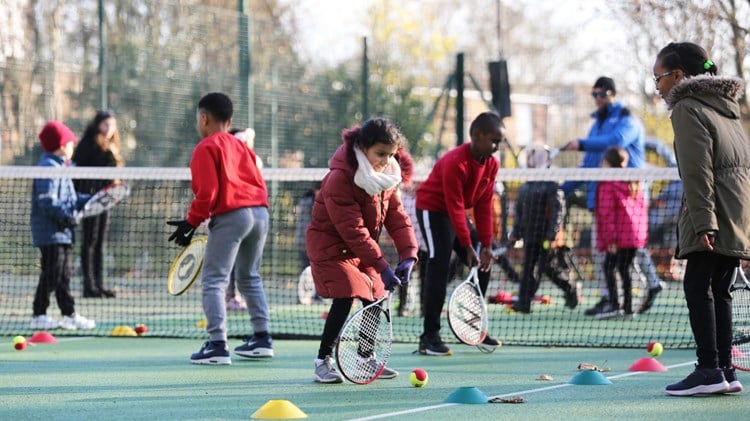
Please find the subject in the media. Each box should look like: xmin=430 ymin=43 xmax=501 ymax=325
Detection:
xmin=202 ymin=207 xmax=270 ymax=342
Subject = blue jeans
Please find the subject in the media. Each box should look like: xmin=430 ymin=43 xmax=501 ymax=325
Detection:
xmin=202 ymin=207 xmax=270 ymax=342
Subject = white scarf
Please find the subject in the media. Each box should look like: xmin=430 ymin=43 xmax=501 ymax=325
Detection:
xmin=353 ymin=147 xmax=402 ymax=195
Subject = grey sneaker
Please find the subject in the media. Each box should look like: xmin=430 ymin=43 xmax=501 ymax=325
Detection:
xmin=358 ymin=356 xmax=399 ymax=379
xmin=314 ymin=356 xmax=343 ymax=384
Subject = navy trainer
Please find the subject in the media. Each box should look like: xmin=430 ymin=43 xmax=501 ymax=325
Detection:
xmin=722 ymin=366 xmax=743 ymax=393
xmin=191 ymin=340 xmax=231 ymax=365
xmin=665 ymin=365 xmax=728 ymax=396
xmin=234 ymin=334 xmax=274 ymax=358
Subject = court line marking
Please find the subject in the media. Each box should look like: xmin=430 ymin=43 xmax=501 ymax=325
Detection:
xmin=349 ymin=360 xmax=697 ymax=421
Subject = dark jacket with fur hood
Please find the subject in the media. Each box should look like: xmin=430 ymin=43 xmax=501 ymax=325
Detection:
xmin=666 ymin=75 xmax=750 ymax=259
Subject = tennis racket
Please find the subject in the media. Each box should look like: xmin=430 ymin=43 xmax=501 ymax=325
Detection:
xmin=545 ymin=145 xmax=561 ymax=161
xmin=447 ymin=266 xmax=488 ymax=346
xmin=336 ymin=291 xmax=393 ymax=384
xmin=731 ymin=264 xmax=750 ymax=371
xmin=297 ymin=266 xmax=314 ymax=305
xmin=167 ymin=237 xmax=207 ymax=296
xmin=77 ymin=182 xmax=130 ymax=220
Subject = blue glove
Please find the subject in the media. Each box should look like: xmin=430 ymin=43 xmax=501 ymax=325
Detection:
xmin=395 ymin=258 xmax=416 ymax=285
xmin=167 ymin=219 xmax=196 ymax=247
xmin=381 ymin=267 xmax=401 ymax=291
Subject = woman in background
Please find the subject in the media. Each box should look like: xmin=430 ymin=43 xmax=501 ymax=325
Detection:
xmin=73 ymin=110 xmax=124 ymax=298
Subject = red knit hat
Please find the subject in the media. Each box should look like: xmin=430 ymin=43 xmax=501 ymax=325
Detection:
xmin=39 ymin=121 xmax=76 ymax=152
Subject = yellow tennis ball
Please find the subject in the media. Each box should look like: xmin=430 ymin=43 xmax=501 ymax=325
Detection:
xmin=648 ymin=341 xmax=664 ymax=357
xmin=410 ymin=368 xmax=428 ymax=387
xmin=12 ymin=335 xmax=25 ymax=346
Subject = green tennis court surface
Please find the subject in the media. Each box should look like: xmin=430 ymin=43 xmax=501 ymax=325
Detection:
xmin=2 ymin=337 xmax=745 ymax=420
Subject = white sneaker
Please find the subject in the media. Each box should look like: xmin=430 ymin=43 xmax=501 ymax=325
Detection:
xmin=60 ymin=314 xmax=96 ymax=330
xmin=30 ymin=315 xmax=60 ymax=330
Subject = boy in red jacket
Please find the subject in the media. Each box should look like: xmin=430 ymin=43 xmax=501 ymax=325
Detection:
xmin=415 ymin=112 xmax=503 ymax=355
xmin=167 ymin=92 xmax=273 ymax=364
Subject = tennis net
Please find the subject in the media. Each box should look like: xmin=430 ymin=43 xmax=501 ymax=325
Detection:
xmin=0 ymin=165 xmax=696 ymax=348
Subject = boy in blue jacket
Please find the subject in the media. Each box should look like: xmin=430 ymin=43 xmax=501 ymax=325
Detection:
xmin=30 ymin=121 xmax=95 ymax=331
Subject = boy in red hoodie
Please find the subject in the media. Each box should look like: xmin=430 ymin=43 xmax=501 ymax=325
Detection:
xmin=167 ymin=93 xmax=272 ymax=364
xmin=415 ymin=112 xmax=503 ymax=355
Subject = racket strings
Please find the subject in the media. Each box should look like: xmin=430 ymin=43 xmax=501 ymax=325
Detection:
xmin=337 ymin=302 xmax=392 ymax=384
xmin=448 ymin=284 xmax=485 ymax=344
xmin=167 ymin=239 xmax=206 ymax=296
xmin=356 ymin=306 xmax=381 ymax=358
xmin=732 ymin=289 xmax=750 ymax=370
xmin=81 ymin=184 xmax=130 ymax=217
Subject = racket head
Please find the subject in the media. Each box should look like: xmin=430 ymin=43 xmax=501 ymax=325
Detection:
xmin=80 ymin=183 xmax=131 ymax=218
xmin=335 ymin=293 xmax=393 ymax=384
xmin=731 ymin=266 xmax=750 ymax=371
xmin=167 ymin=237 xmax=207 ymax=296
xmin=545 ymin=145 xmax=561 ymax=161
xmin=447 ymin=267 xmax=488 ymax=346
xmin=297 ymin=266 xmax=314 ymax=305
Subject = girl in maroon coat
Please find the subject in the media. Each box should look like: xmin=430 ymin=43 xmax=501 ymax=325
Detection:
xmin=594 ymin=146 xmax=648 ymax=319
xmin=306 ymin=118 xmax=418 ymax=383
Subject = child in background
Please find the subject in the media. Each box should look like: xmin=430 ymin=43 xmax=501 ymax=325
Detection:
xmin=306 ymin=118 xmax=417 ymax=383
xmin=594 ymin=145 xmax=648 ymax=319
xmin=30 ymin=121 xmax=96 ymax=331
xmin=510 ymin=144 xmax=577 ymax=313
xmin=167 ymin=93 xmax=273 ymax=364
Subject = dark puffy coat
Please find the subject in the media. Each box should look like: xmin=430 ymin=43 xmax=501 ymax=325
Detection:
xmin=31 ymin=153 xmax=87 ymax=247
xmin=306 ymin=135 xmax=418 ymax=301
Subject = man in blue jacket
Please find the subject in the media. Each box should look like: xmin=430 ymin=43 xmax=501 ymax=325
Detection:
xmin=561 ymin=77 xmax=662 ymax=316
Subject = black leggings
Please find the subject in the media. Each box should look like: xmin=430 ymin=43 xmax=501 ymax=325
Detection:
xmin=518 ymin=242 xmax=573 ymax=309
xmin=317 ymin=297 xmax=374 ymax=360
xmin=416 ymin=209 xmax=490 ymax=336
xmin=682 ymin=251 xmax=736 ymax=368
xmin=80 ymin=212 xmax=110 ymax=293
xmin=603 ymin=248 xmax=636 ymax=313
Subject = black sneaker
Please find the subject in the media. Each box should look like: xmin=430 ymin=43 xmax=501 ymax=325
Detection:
xmin=722 ymin=366 xmax=744 ymax=393
xmin=191 ymin=340 xmax=231 ymax=365
xmin=665 ymin=365 xmax=729 ymax=396
xmin=593 ymin=303 xmax=622 ymax=320
xmin=234 ymin=333 xmax=274 ymax=358
xmin=477 ymin=334 xmax=501 ymax=353
xmin=584 ymin=297 xmax=609 ymax=316
xmin=419 ymin=333 xmax=452 ymax=356
xmin=637 ymin=284 xmax=663 ymax=314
